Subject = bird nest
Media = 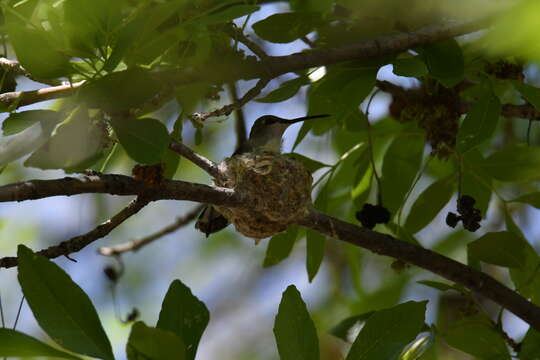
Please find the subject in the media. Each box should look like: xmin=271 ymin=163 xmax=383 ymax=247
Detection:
xmin=215 ymin=152 xmax=312 ymax=239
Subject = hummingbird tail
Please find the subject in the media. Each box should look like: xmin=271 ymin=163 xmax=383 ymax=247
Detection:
xmin=195 ymin=205 xmax=230 ymax=237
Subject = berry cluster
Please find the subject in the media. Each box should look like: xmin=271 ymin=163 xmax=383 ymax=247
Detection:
xmin=446 ymin=195 xmax=481 ymax=232
xmin=356 ymin=203 xmax=390 ymax=229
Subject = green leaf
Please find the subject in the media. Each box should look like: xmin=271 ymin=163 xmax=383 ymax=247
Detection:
xmin=477 ymin=144 xmax=540 ymax=182
xmin=127 ymin=322 xmax=186 ymax=360
xmin=381 ymin=132 xmax=425 ymax=215
xmin=3 ymin=110 xmax=61 ymax=136
xmin=0 ymin=328 xmax=80 ymax=359
xmin=346 ymin=301 xmax=427 ymax=360
xmin=520 ymin=328 xmax=540 ymax=360
xmin=198 ymin=4 xmax=260 ymax=26
xmin=468 ymin=231 xmax=525 ymax=268
xmin=308 ymin=68 xmax=376 ymax=135
xmin=256 ymin=77 xmax=308 ymax=103
xmin=461 ymin=150 xmax=492 ymax=216
xmin=329 ymin=312 xmax=375 ymax=342
xmin=81 ymin=68 xmax=162 ymax=112
xmin=5 ymin=14 xmax=71 ymax=79
xmin=25 ymin=109 xmax=108 ymax=171
xmin=63 ymin=0 xmax=122 ymax=56
xmin=263 ymin=226 xmax=300 ymax=267
xmin=514 ymin=81 xmax=540 ymax=111
xmin=17 ymin=245 xmax=114 ymax=360
xmin=156 ymin=279 xmax=209 ymax=360
xmin=290 ymin=0 xmax=334 ymax=14
xmin=417 ymin=280 xmax=465 ymax=293
xmin=456 ymin=90 xmax=501 ymax=153
xmin=444 ymin=315 xmax=510 ymax=359
xmin=351 ymin=150 xmax=372 ymax=208
xmin=273 ymin=285 xmax=319 ymax=360
xmin=506 ymin=227 xmax=540 ymax=304
xmin=404 ymin=176 xmax=455 ymax=234
xmin=392 ymin=57 xmax=428 ymax=77
xmin=306 ymin=228 xmax=325 ymax=282
xmin=284 ymin=153 xmax=330 ymax=173
xmin=111 ymin=117 xmax=170 ymax=164
xmin=0 ymin=120 xmax=57 ymax=166
xmin=511 ymin=192 xmax=540 ymax=208
xmin=253 ymin=12 xmax=321 ymax=43
xmin=421 ymin=39 xmax=464 ymax=87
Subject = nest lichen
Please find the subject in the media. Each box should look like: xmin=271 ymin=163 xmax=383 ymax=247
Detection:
xmin=215 ymin=152 xmax=313 ymax=239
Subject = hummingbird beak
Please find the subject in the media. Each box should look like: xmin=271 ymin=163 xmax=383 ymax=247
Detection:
xmin=279 ymin=114 xmax=331 ymax=125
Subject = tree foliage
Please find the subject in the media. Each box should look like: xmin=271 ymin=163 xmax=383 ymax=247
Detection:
xmin=1 ymin=0 xmax=540 ymax=359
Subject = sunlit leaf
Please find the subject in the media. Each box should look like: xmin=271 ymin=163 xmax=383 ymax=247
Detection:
xmin=2 ymin=110 xmax=61 ymax=136
xmin=197 ymin=4 xmax=260 ymax=26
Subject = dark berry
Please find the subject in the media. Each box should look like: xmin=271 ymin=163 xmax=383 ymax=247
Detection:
xmin=446 ymin=212 xmax=460 ymax=228
xmin=356 ymin=204 xmax=391 ymax=229
xmin=103 ymin=266 xmax=118 ymax=282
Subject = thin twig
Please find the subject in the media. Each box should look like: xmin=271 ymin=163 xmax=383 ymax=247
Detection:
xmin=169 ymin=140 xmax=222 ymax=179
xmin=0 ymin=197 xmax=150 ymax=268
xmin=190 ymin=77 xmax=270 ymax=123
xmin=225 ymin=24 xmax=268 ymax=59
xmin=99 ymin=204 xmax=204 ymax=256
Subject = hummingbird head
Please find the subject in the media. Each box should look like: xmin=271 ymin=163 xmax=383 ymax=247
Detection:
xmin=247 ymin=114 xmax=330 ymax=153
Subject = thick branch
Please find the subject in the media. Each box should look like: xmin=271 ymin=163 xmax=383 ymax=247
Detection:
xmin=98 ymin=204 xmax=204 ymax=256
xmin=0 ymin=172 xmax=239 ymax=206
xmin=298 ymin=210 xmax=540 ymax=331
xmin=263 ymin=19 xmax=488 ymax=78
xmin=0 ymin=197 xmax=150 ymax=268
xmin=0 ymin=81 xmax=84 ymax=110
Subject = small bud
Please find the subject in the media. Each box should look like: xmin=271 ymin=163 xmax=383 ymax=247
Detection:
xmin=103 ymin=266 xmax=118 ymax=282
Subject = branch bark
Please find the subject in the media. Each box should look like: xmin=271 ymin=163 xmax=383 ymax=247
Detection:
xmin=0 ymin=197 xmax=150 ymax=268
xmin=298 ymin=209 xmax=540 ymax=331
xmin=0 ymin=172 xmax=239 ymax=205
xmin=98 ymin=204 xmax=204 ymax=256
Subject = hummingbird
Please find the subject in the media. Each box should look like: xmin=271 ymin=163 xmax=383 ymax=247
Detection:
xmin=195 ymin=114 xmax=330 ymax=237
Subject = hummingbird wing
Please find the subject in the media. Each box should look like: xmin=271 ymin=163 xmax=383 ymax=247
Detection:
xmin=195 ymin=205 xmax=230 ymax=237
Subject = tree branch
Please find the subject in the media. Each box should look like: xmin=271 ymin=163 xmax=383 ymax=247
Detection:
xmin=98 ymin=204 xmax=204 ymax=256
xmin=0 ymin=81 xmax=84 ymax=110
xmin=0 ymin=172 xmax=240 ymax=206
xmin=0 ymin=196 xmax=150 ymax=268
xmin=169 ymin=140 xmax=222 ymax=179
xmin=190 ymin=77 xmax=270 ymax=122
xmin=0 ymin=19 xmax=492 ymax=113
xmin=298 ymin=209 xmax=540 ymax=331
